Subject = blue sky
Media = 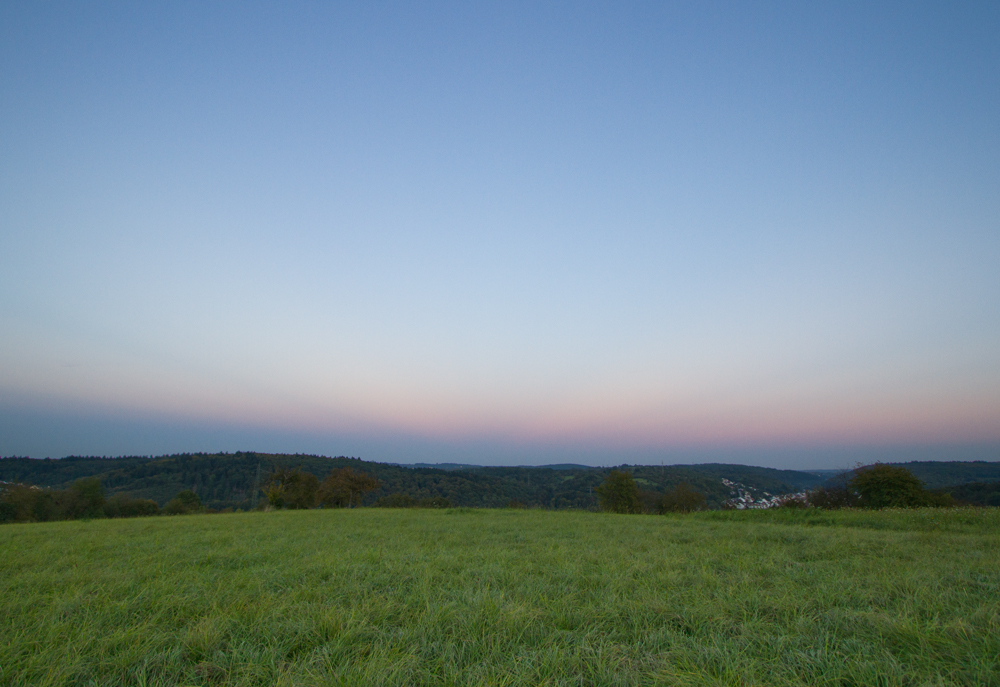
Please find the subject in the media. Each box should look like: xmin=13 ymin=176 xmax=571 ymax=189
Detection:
xmin=1 ymin=2 xmax=998 ymax=467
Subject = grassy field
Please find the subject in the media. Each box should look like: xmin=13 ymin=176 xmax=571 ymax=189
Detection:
xmin=1 ymin=508 xmax=998 ymax=686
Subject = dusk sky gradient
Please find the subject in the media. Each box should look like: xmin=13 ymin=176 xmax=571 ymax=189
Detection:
xmin=2 ymin=2 xmax=998 ymax=467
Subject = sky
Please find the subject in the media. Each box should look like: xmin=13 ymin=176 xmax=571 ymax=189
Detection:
xmin=1 ymin=1 xmax=998 ymax=468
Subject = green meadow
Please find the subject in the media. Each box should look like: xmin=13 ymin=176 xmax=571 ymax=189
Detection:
xmin=2 ymin=508 xmax=998 ymax=686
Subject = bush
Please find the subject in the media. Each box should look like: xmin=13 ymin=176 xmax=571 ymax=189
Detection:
xmin=2 ymin=481 xmax=158 ymax=522
xmin=808 ymin=464 xmax=956 ymax=510
xmin=1 ymin=484 xmax=65 ymax=522
xmin=164 ymin=490 xmax=203 ymax=515
xmin=0 ymin=501 xmax=16 ymax=523
xmin=265 ymin=484 xmax=284 ymax=509
xmin=319 ymin=467 xmax=380 ymax=508
xmin=61 ymin=477 xmax=106 ymax=519
xmin=371 ymin=494 xmax=456 ymax=509
xmin=850 ymin=464 xmax=939 ymax=509
xmin=418 ymin=497 xmax=452 ymax=509
xmin=659 ymin=483 xmax=706 ymax=513
xmin=2 ymin=485 xmax=45 ymax=522
xmin=807 ymin=485 xmax=858 ymax=509
xmin=375 ymin=493 xmax=418 ymax=508
xmin=595 ymin=470 xmax=643 ymax=514
xmin=104 ymin=493 xmax=160 ymax=518
xmin=924 ymin=490 xmax=956 ymax=508
xmin=265 ymin=467 xmax=320 ymax=509
xmin=638 ymin=490 xmax=661 ymax=513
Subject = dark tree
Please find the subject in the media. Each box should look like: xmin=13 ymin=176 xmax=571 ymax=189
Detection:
xmin=319 ymin=467 xmax=380 ymax=508
xmin=263 ymin=467 xmax=319 ymax=509
xmin=62 ymin=477 xmax=106 ymax=519
xmin=285 ymin=470 xmax=319 ymax=509
xmin=594 ymin=470 xmax=643 ymax=514
xmin=849 ymin=464 xmax=947 ymax=509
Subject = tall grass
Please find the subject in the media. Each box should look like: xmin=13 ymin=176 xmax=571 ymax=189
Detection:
xmin=1 ymin=508 xmax=998 ymax=686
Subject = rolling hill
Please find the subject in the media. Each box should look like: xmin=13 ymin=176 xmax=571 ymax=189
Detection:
xmin=2 ymin=454 xmax=996 ymax=511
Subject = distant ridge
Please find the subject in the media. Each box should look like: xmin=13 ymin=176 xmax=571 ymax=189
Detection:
xmin=532 ymin=464 xmax=593 ymax=470
xmin=0 ymin=452 xmax=824 ymax=510
xmin=393 ymin=463 xmax=486 ymax=471
xmin=884 ymin=461 xmax=1000 ymax=489
xmin=1 ymin=454 xmax=995 ymax=511
xmin=811 ymin=461 xmax=1000 ymax=489
xmin=394 ymin=462 xmax=594 ymax=471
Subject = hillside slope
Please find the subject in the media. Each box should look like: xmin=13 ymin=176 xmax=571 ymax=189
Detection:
xmin=0 ymin=453 xmax=830 ymax=510
xmin=889 ymin=460 xmax=1000 ymax=489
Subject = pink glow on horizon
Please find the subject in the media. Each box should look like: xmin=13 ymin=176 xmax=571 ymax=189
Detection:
xmin=6 ymin=325 xmax=998 ymax=450
xmin=14 ymin=380 xmax=997 ymax=451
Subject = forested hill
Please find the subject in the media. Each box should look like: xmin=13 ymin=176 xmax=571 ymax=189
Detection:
xmin=0 ymin=453 xmax=359 ymax=509
xmin=815 ymin=461 xmax=1000 ymax=489
xmin=0 ymin=453 xmax=832 ymax=510
xmin=887 ymin=461 xmax=1000 ymax=489
xmin=6 ymin=453 xmax=994 ymax=511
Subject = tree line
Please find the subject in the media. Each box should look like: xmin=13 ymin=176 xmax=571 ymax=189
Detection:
xmin=0 ymin=475 xmax=237 ymax=523
xmin=1 ymin=478 xmax=166 ymax=523
xmin=0 ymin=465 xmax=393 ymax=524
xmin=263 ymin=466 xmax=380 ymax=509
xmin=0 ymin=453 xmax=832 ymax=510
xmin=260 ymin=467 xmax=457 ymax=510
xmin=2 ymin=457 xmax=993 ymax=524
xmin=592 ymin=463 xmax=962 ymax=514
